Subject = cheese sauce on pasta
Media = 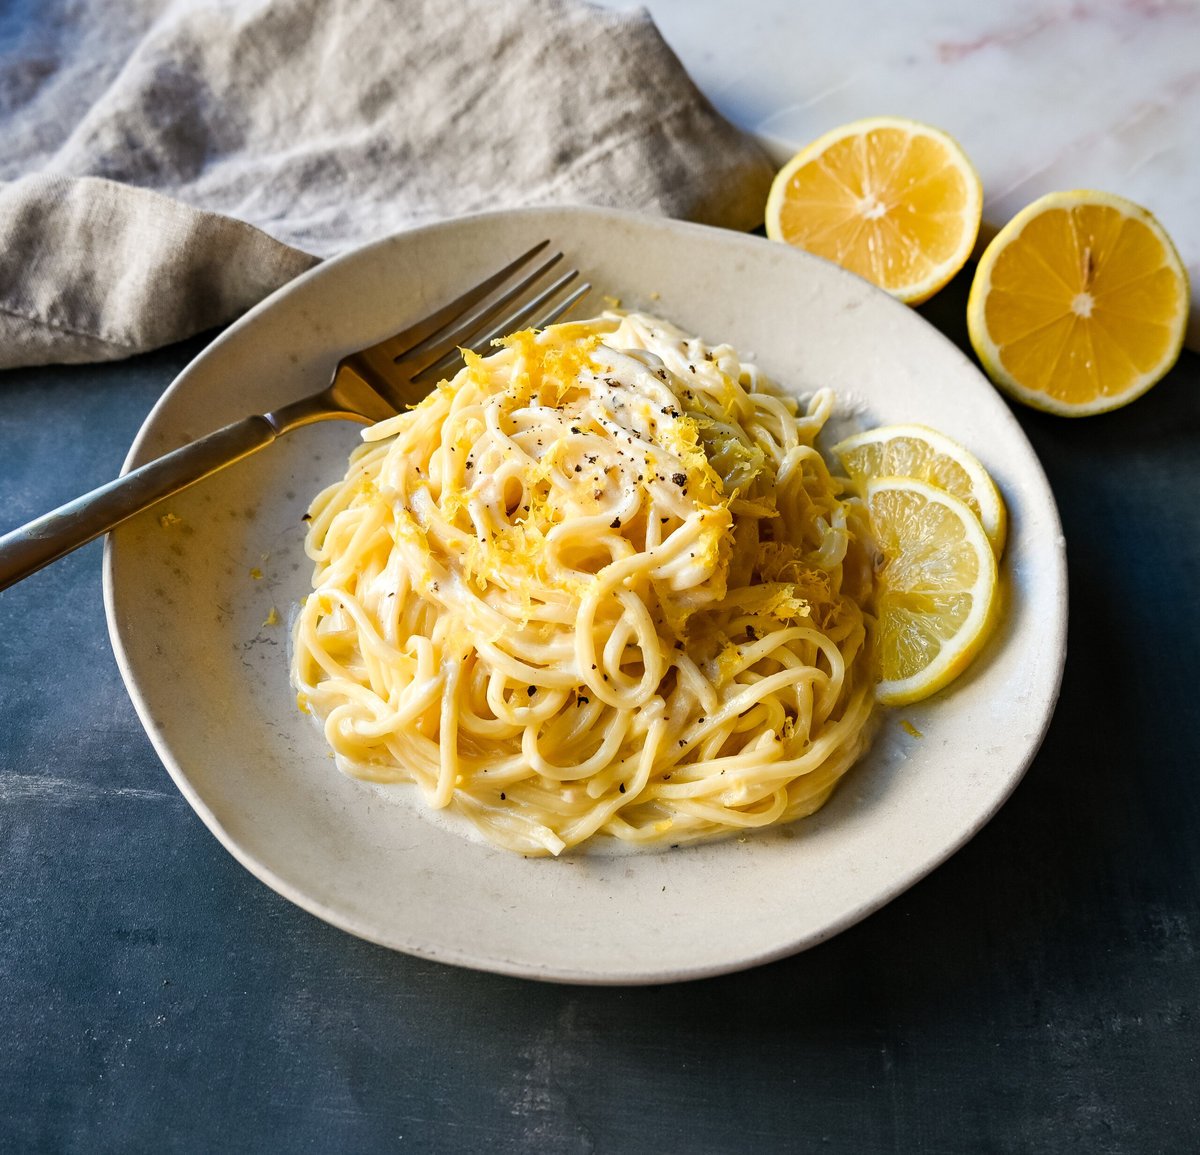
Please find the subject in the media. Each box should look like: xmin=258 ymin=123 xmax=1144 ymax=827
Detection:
xmin=292 ymin=312 xmax=877 ymax=855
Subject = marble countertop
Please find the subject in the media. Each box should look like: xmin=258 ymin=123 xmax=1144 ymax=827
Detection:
xmin=603 ymin=0 xmax=1200 ymax=347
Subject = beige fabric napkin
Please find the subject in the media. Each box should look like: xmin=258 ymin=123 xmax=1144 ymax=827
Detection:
xmin=0 ymin=0 xmax=773 ymax=369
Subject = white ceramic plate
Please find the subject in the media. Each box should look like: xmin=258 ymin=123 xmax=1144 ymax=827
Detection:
xmin=105 ymin=206 xmax=1066 ymax=984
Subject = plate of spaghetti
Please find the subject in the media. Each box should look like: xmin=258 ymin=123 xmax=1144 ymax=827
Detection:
xmin=105 ymin=206 xmax=1066 ymax=983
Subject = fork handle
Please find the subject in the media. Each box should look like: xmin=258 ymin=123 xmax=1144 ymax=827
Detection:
xmin=0 ymin=416 xmax=279 ymax=592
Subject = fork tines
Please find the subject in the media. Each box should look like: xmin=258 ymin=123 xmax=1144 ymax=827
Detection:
xmin=388 ymin=241 xmax=591 ymax=383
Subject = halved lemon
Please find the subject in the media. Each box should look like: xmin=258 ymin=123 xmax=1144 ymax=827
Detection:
xmin=765 ymin=116 xmax=983 ymax=305
xmin=967 ymin=189 xmax=1189 ymax=416
xmin=832 ymin=424 xmax=1007 ymax=556
xmin=865 ymin=477 xmax=998 ymax=706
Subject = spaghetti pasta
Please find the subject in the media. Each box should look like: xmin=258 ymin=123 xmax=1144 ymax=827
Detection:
xmin=292 ymin=312 xmax=877 ymax=855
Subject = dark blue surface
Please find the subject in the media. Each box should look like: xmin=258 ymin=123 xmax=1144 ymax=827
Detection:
xmin=2 ymin=273 xmax=1199 ymax=1153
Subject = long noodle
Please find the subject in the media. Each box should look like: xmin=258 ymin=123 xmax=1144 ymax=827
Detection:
xmin=292 ymin=312 xmax=877 ymax=855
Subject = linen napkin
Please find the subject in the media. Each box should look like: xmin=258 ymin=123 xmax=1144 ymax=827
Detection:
xmin=0 ymin=0 xmax=774 ymax=370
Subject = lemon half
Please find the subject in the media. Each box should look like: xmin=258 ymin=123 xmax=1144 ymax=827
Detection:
xmin=967 ymin=189 xmax=1189 ymax=416
xmin=766 ymin=116 xmax=983 ymax=305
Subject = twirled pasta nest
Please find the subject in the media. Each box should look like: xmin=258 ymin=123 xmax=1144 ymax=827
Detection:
xmin=293 ymin=312 xmax=877 ymax=855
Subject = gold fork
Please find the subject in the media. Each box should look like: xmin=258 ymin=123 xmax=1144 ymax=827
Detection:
xmin=0 ymin=241 xmax=587 ymax=591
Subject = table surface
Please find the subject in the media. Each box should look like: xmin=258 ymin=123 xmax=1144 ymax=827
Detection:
xmin=2 ymin=267 xmax=1198 ymax=1152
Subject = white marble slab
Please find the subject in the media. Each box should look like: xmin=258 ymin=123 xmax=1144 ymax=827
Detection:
xmin=602 ymin=0 xmax=1200 ymax=347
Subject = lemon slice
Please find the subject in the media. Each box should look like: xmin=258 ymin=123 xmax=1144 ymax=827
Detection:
xmin=832 ymin=424 xmax=1006 ymax=557
xmin=967 ymin=189 xmax=1189 ymax=416
xmin=765 ymin=116 xmax=983 ymax=305
xmin=865 ymin=477 xmax=998 ymax=706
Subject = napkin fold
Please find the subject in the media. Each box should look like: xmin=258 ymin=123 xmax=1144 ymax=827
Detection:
xmin=0 ymin=0 xmax=774 ymax=370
